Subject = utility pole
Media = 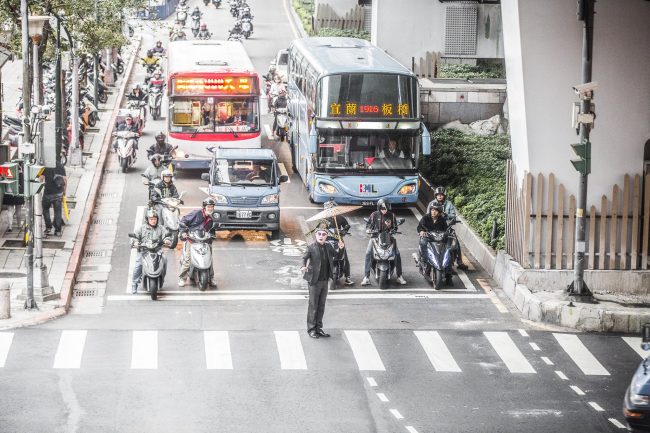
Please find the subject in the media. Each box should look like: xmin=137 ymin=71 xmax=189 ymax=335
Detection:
xmin=55 ymin=15 xmax=62 ymax=160
xmin=568 ymin=0 xmax=595 ymax=299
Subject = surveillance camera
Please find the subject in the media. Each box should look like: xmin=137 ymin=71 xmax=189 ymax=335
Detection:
xmin=30 ymin=105 xmax=41 ymax=115
xmin=573 ymin=81 xmax=598 ymax=96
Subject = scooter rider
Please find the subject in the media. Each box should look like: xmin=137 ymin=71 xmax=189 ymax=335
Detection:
xmin=198 ymin=23 xmax=211 ymax=39
xmin=417 ymin=202 xmax=448 ymax=264
xmin=361 ymin=199 xmax=406 ymax=286
xmin=178 ymin=198 xmax=218 ymax=287
xmin=115 ymin=114 xmax=139 ymax=151
xmin=151 ymin=170 xmax=179 ymax=200
xmin=147 ymin=132 xmax=174 ymax=159
xmin=429 ymin=186 xmax=468 ymax=270
xmin=128 ymin=84 xmax=147 ymax=121
xmin=143 ymin=154 xmax=165 ymax=182
xmin=131 ymin=209 xmax=171 ymax=294
xmin=323 ymin=200 xmax=354 ymax=286
xmin=151 ymin=41 xmax=166 ymax=56
xmin=272 ymin=89 xmax=288 ymax=135
xmin=191 ymin=6 xmax=201 ymax=20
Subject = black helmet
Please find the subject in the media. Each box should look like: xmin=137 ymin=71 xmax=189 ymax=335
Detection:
xmin=200 ymin=23 xmax=207 ymax=30
xmin=377 ymin=198 xmax=390 ymax=211
xmin=434 ymin=186 xmax=446 ymax=197
xmin=150 ymin=153 xmax=162 ymax=164
xmin=156 ymin=40 xmax=162 ymax=46
xmin=202 ymin=198 xmax=216 ymax=208
xmin=427 ymin=202 xmax=444 ymax=214
xmin=324 ymin=199 xmax=337 ymax=210
xmin=147 ymin=49 xmax=153 ymax=57
xmin=155 ymin=132 xmax=166 ymax=143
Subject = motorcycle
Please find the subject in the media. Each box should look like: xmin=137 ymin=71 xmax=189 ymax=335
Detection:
xmin=176 ymin=8 xmax=188 ymax=26
xmin=274 ymin=107 xmax=289 ymax=142
xmin=227 ymin=29 xmax=243 ymax=43
xmin=182 ymin=229 xmax=215 ymax=291
xmin=212 ymin=0 xmax=221 ymax=7
xmin=203 ymin=0 xmax=209 ymax=5
xmin=147 ymin=86 xmax=163 ymax=120
xmin=170 ymin=30 xmax=187 ymax=42
xmin=191 ymin=15 xmax=201 ymax=37
xmin=624 ymin=324 xmax=650 ymax=432
xmin=80 ymin=91 xmax=98 ymax=128
xmin=326 ymin=225 xmax=349 ymax=287
xmin=366 ymin=217 xmax=405 ymax=290
xmin=127 ymin=99 xmax=147 ymax=132
xmin=197 ymin=30 xmax=212 ymax=40
xmin=114 ymin=130 xmax=139 ymax=173
xmin=413 ymin=219 xmax=459 ymax=289
xmin=241 ymin=17 xmax=253 ymax=39
xmin=128 ymin=234 xmax=168 ymax=300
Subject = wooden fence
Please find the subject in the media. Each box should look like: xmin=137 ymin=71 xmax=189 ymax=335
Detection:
xmin=313 ymin=4 xmax=365 ymax=33
xmin=505 ymin=160 xmax=650 ymax=270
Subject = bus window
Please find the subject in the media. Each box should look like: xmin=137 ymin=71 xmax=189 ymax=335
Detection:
xmin=170 ymin=97 xmax=259 ymax=133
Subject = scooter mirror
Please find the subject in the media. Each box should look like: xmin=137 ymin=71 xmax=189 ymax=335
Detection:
xmin=127 ymin=232 xmax=136 ymax=238
xmin=397 ymin=218 xmax=405 ymax=225
xmin=643 ymin=323 xmax=650 ymax=345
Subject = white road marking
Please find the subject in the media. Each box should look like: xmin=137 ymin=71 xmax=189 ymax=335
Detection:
xmin=125 ymin=206 xmax=145 ymax=293
xmin=53 ymin=330 xmax=87 ymax=369
xmin=529 ymin=342 xmax=540 ymax=351
xmin=282 ymin=0 xmax=300 ymax=38
xmin=204 ymin=331 xmax=233 ymax=369
xmin=609 ymin=418 xmax=626 ymax=429
xmin=264 ymin=124 xmax=274 ymax=140
xmin=389 ymin=409 xmax=404 ymax=420
xmin=366 ymin=377 xmax=378 ymax=387
xmin=131 ymin=331 xmax=158 ymax=369
xmin=518 ymin=329 xmax=529 ymax=337
xmin=0 ymin=332 xmax=14 ymax=367
xmin=588 ymin=401 xmax=604 ymax=412
xmin=622 ymin=337 xmax=647 ymax=359
xmin=484 ymin=332 xmax=536 ymax=374
xmin=280 ymin=206 xmax=322 ymax=210
xmin=376 ymin=393 xmax=389 ymax=402
xmin=541 ymin=356 xmax=554 ymax=365
xmin=414 ymin=331 xmax=462 ymax=372
xmin=274 ymin=331 xmax=307 ymax=370
xmin=456 ymin=269 xmax=476 ymax=291
xmin=555 ymin=370 xmax=569 ymax=380
xmin=570 ymin=385 xmax=585 ymax=396
xmin=345 ymin=330 xmax=385 ymax=371
xmin=198 ymin=187 xmax=210 ymax=196
xmin=553 ymin=333 xmax=610 ymax=375
xmin=107 ymin=293 xmax=491 ymax=301
xmin=278 ymin=162 xmax=290 ymax=183
xmin=410 ymin=206 xmax=423 ymax=221
xmin=406 ymin=427 xmax=419 ymax=433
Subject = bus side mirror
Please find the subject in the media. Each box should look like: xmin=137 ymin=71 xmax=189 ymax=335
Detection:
xmin=308 ymin=127 xmax=317 ymax=154
xmin=422 ymin=123 xmax=431 ymax=155
xmin=642 ymin=323 xmax=650 ymax=351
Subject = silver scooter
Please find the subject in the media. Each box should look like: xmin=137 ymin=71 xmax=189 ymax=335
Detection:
xmin=114 ymin=130 xmax=139 ymax=173
xmin=129 ymin=234 xmax=169 ymax=300
xmin=182 ymin=229 xmax=215 ymax=291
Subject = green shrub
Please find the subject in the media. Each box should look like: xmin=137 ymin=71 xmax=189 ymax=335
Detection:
xmin=317 ymin=27 xmax=370 ymax=40
xmin=419 ymin=129 xmax=511 ymax=250
xmin=438 ymin=63 xmax=504 ymax=80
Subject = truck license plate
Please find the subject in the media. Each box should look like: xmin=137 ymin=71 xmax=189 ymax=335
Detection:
xmin=235 ymin=210 xmax=252 ymax=219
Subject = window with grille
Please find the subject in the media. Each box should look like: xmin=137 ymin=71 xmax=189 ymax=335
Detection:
xmin=445 ymin=3 xmax=478 ymax=56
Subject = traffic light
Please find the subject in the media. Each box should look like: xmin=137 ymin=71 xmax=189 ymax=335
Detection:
xmin=570 ymin=140 xmax=591 ymax=175
xmin=0 ymin=162 xmax=20 ymax=195
xmin=23 ymin=163 xmax=45 ymax=197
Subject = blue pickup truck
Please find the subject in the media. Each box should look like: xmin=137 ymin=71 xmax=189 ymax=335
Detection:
xmin=201 ymin=148 xmax=288 ymax=239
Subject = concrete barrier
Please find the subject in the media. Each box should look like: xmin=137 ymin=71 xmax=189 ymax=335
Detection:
xmin=0 ymin=281 xmax=10 ymax=319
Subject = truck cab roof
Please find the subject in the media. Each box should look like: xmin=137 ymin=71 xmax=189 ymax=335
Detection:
xmin=211 ymin=147 xmax=277 ymax=160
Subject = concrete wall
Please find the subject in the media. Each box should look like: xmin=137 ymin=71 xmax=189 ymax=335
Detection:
xmin=502 ymin=0 xmax=650 ymax=207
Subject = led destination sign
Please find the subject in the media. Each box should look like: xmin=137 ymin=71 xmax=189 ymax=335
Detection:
xmin=172 ymin=76 xmax=258 ymax=95
xmin=329 ymin=102 xmax=411 ymax=118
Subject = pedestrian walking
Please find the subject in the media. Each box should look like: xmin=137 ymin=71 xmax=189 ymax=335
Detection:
xmin=41 ymin=162 xmax=67 ymax=237
xmin=301 ymin=223 xmax=343 ymax=339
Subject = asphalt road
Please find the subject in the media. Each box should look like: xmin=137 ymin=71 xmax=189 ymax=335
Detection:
xmin=0 ymin=1 xmax=641 ymax=432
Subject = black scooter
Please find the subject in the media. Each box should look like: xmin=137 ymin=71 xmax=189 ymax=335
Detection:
xmin=325 ymin=225 xmax=349 ymax=287
xmin=413 ymin=219 xmax=459 ymax=289
xmin=366 ymin=217 xmax=405 ymax=290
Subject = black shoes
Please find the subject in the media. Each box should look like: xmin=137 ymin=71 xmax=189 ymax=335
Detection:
xmin=308 ymin=329 xmax=319 ymax=339
xmin=316 ymin=329 xmax=330 ymax=338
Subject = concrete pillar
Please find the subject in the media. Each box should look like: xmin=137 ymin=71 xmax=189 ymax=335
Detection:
xmin=0 ymin=281 xmax=10 ymax=319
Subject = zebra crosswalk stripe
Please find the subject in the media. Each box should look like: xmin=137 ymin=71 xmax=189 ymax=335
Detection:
xmin=553 ymin=333 xmax=610 ymax=376
xmin=0 ymin=332 xmax=14 ymax=368
xmin=204 ymin=331 xmax=233 ymax=369
xmin=414 ymin=330 xmax=462 ymax=372
xmin=53 ymin=330 xmax=87 ymax=369
xmin=622 ymin=337 xmax=646 ymax=359
xmin=484 ymin=332 xmax=536 ymax=374
xmin=274 ymin=331 xmax=307 ymax=370
xmin=345 ymin=330 xmax=385 ymax=371
xmin=131 ymin=331 xmax=158 ymax=369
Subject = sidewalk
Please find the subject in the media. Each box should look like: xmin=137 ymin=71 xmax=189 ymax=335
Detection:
xmin=0 ymin=38 xmax=142 ymax=329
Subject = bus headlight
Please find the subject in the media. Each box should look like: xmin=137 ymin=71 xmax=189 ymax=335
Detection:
xmin=319 ymin=183 xmax=338 ymax=194
xmin=398 ymin=184 xmax=416 ymax=195
xmin=261 ymin=194 xmax=279 ymax=204
xmin=210 ymin=193 xmax=228 ymax=204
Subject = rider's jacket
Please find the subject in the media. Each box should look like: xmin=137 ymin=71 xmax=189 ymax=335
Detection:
xmin=147 ymin=142 xmax=174 ymax=158
xmin=151 ymin=46 xmax=165 ymax=55
xmin=133 ymin=223 xmax=169 ymax=246
xmin=428 ymin=199 xmax=457 ymax=224
xmin=141 ymin=56 xmax=159 ymax=67
xmin=151 ymin=180 xmax=179 ymax=200
xmin=143 ymin=165 xmax=165 ymax=182
xmin=180 ymin=209 xmax=216 ymax=237
xmin=117 ymin=122 xmax=138 ymax=133
xmin=366 ymin=210 xmax=398 ymax=234
xmin=191 ymin=10 xmax=201 ymax=19
xmin=417 ymin=214 xmax=448 ymax=233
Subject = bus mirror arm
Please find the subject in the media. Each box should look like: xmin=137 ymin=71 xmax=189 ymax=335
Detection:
xmin=421 ymin=122 xmax=432 ymax=156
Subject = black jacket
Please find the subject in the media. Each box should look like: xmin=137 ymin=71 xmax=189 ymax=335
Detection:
xmin=417 ymin=214 xmax=448 ymax=233
xmin=150 ymin=180 xmax=179 ymax=201
xmin=302 ymin=242 xmax=339 ymax=285
xmin=366 ymin=210 xmax=397 ymax=233
xmin=147 ymin=142 xmax=174 ymax=158
xmin=179 ymin=208 xmax=216 ymax=236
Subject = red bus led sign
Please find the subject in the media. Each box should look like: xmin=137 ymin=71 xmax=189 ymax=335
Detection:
xmin=173 ymin=77 xmax=256 ymax=95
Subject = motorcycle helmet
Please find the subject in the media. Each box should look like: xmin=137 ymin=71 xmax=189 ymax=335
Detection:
xmin=155 ymin=132 xmax=166 ymax=144
xmin=324 ymin=199 xmax=337 ymax=210
xmin=156 ymin=40 xmax=162 ymax=47
xmin=146 ymin=50 xmax=153 ymax=57
xmin=160 ymin=169 xmax=173 ymax=183
xmin=150 ymin=153 xmax=162 ymax=165
xmin=125 ymin=114 xmax=133 ymax=123
xmin=145 ymin=209 xmax=159 ymax=224
xmin=200 ymin=23 xmax=207 ymax=30
xmin=279 ymin=89 xmax=287 ymax=97
xmin=202 ymin=198 xmax=216 ymax=208
xmin=194 ymin=6 xmax=199 ymax=11
xmin=427 ymin=202 xmax=444 ymax=214
xmin=434 ymin=186 xmax=446 ymax=200
xmin=377 ymin=198 xmax=390 ymax=211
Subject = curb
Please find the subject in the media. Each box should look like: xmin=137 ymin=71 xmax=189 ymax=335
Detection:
xmin=285 ymin=0 xmax=309 ymax=38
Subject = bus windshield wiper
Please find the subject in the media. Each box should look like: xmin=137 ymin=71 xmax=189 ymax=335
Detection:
xmin=226 ymin=125 xmax=239 ymax=138
xmin=190 ymin=128 xmax=199 ymax=138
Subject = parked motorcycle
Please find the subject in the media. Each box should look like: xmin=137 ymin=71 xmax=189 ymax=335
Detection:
xmin=129 ymin=234 xmax=169 ymax=300
xmin=413 ymin=219 xmax=459 ymax=289
xmin=274 ymin=107 xmax=289 ymax=142
xmin=182 ymin=229 xmax=215 ymax=291
xmin=80 ymin=91 xmax=98 ymax=127
xmin=366 ymin=217 xmax=405 ymax=290
xmin=114 ymin=130 xmax=139 ymax=173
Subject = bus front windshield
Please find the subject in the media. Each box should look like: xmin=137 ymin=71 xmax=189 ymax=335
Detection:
xmin=169 ymin=97 xmax=259 ymax=134
xmin=315 ymin=131 xmax=419 ymax=172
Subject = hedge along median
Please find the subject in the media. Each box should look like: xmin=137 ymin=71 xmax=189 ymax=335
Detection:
xmin=419 ymin=129 xmax=511 ymax=251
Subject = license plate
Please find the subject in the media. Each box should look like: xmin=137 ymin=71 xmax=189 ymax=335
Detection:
xmin=361 ymin=201 xmax=376 ymax=206
xmin=235 ymin=210 xmax=252 ymax=219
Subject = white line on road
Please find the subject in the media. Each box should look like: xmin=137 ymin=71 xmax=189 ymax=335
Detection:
xmin=570 ymin=385 xmax=586 ymax=396
xmin=484 ymin=332 xmax=536 ymax=374
xmin=264 ymin=124 xmax=273 ymax=140
xmin=345 ymin=330 xmax=385 ymax=371
xmin=107 ymin=293 xmax=491 ymax=301
xmin=282 ymin=0 xmax=300 ymax=38
xmin=367 ymin=377 xmax=378 ymax=387
xmin=529 ymin=342 xmax=540 ymax=351
xmin=274 ymin=331 xmax=307 ymax=370
xmin=555 ymin=370 xmax=569 ymax=380
xmin=553 ymin=333 xmax=610 ymax=375
xmin=456 ymin=269 xmax=476 ymax=291
xmin=376 ymin=393 xmax=389 ymax=402
xmin=125 ymin=206 xmax=145 ymax=293
xmin=518 ymin=329 xmax=529 ymax=337
xmin=204 ymin=331 xmax=233 ymax=369
xmin=405 ymin=427 xmax=419 ymax=433
xmin=609 ymin=418 xmax=626 ymax=429
xmin=622 ymin=337 xmax=647 ymax=359
xmin=588 ymin=401 xmax=605 ymax=412
xmin=541 ymin=356 xmax=554 ymax=365
xmin=389 ymin=409 xmax=404 ymax=420
xmin=410 ymin=206 xmax=423 ymax=221
xmin=0 ymin=332 xmax=14 ymax=367
xmin=414 ymin=331 xmax=462 ymax=372
xmin=278 ymin=162 xmax=290 ymax=183
xmin=53 ymin=330 xmax=87 ymax=369
xmin=131 ymin=331 xmax=158 ymax=369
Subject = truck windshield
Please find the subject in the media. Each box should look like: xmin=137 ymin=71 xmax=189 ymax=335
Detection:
xmin=214 ymin=159 xmax=275 ymax=185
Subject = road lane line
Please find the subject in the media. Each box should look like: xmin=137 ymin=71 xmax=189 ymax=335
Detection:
xmin=345 ymin=330 xmax=385 ymax=371
xmin=553 ymin=333 xmax=610 ymax=375
xmin=264 ymin=124 xmax=273 ymax=140
xmin=484 ymin=332 xmax=536 ymax=373
xmin=541 ymin=356 xmax=554 ymax=365
xmin=529 ymin=342 xmax=540 ymax=351
xmin=588 ymin=401 xmax=604 ymax=412
xmin=107 ymin=293 xmax=492 ymax=301
xmin=414 ymin=331 xmax=462 ymax=372
xmin=376 ymin=393 xmax=389 ymax=402
xmin=406 ymin=427 xmax=419 ymax=433
xmin=0 ymin=332 xmax=14 ymax=367
xmin=518 ymin=329 xmax=529 ymax=337
xmin=274 ymin=331 xmax=307 ymax=370
xmin=131 ymin=331 xmax=158 ymax=369
xmin=282 ymin=0 xmax=300 ymax=38
xmin=389 ymin=409 xmax=404 ymax=420
xmin=204 ymin=331 xmax=233 ymax=369
xmin=456 ymin=269 xmax=476 ymax=291
xmin=622 ymin=337 xmax=647 ymax=359
xmin=125 ymin=205 xmax=145 ymax=293
xmin=410 ymin=206 xmax=423 ymax=221
xmin=555 ymin=370 xmax=568 ymax=380
xmin=53 ymin=330 xmax=87 ymax=369
xmin=609 ymin=418 xmax=626 ymax=429
xmin=367 ymin=377 xmax=378 ymax=387
xmin=570 ymin=385 xmax=585 ymax=396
